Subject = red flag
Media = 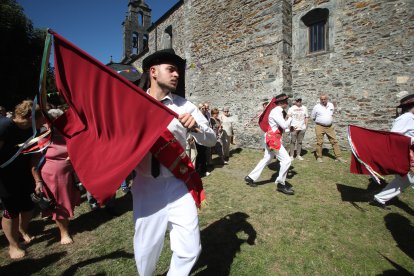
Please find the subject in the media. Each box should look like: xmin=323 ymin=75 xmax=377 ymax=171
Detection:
xmin=258 ymin=98 xmax=276 ymax=132
xmin=50 ymin=30 xmax=176 ymax=204
xmin=348 ymin=125 xmax=411 ymax=176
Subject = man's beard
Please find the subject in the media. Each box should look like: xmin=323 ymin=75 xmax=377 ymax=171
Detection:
xmin=159 ymin=81 xmax=177 ymax=92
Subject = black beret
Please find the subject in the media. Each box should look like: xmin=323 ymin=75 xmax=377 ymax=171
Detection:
xmin=274 ymin=93 xmax=289 ymax=103
xmin=142 ymin=48 xmax=185 ymax=70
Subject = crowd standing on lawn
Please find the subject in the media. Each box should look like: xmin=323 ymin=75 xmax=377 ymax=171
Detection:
xmin=0 ymin=54 xmax=412 ymax=274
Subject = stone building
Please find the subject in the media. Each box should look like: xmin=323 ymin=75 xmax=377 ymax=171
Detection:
xmin=121 ymin=0 xmax=413 ymax=149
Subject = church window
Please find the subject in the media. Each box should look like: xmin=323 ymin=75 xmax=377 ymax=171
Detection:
xmin=309 ymin=21 xmax=325 ymax=52
xmin=301 ymin=8 xmax=329 ymax=53
xmin=132 ymin=33 xmax=138 ymax=54
xmin=143 ymin=34 xmax=149 ymax=50
xmin=163 ymin=25 xmax=173 ymax=49
xmin=138 ymin=11 xmax=144 ymax=26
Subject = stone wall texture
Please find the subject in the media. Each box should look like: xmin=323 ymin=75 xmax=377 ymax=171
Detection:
xmin=130 ymin=0 xmax=413 ymax=149
xmin=292 ymin=0 xmax=414 ymax=149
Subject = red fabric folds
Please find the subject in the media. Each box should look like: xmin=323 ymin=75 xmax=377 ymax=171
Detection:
xmin=259 ymin=98 xmax=276 ymax=132
xmin=349 ymin=125 xmax=411 ymax=176
xmin=151 ymin=130 xmax=205 ymax=207
xmin=51 ymin=30 xmax=176 ymax=204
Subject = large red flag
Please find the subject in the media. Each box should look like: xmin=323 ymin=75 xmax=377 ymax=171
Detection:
xmin=348 ymin=125 xmax=411 ymax=177
xmin=50 ymin=30 xmax=176 ymax=204
xmin=258 ymin=98 xmax=276 ymax=132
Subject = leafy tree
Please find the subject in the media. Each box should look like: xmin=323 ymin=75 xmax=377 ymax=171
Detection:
xmin=0 ymin=0 xmax=46 ymax=110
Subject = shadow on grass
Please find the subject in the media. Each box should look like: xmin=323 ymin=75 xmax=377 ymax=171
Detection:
xmin=61 ymin=250 xmax=134 ymax=276
xmin=70 ymin=193 xmax=132 ymax=235
xmin=208 ymin=148 xmax=242 ymax=173
xmin=391 ymin=199 xmax=414 ymax=216
xmin=191 ymin=212 xmax=256 ymax=275
xmin=384 ymin=213 xmax=414 ymax=261
xmin=0 ymin=252 xmax=67 ymax=275
xmin=336 ymin=182 xmax=414 ymax=215
xmin=379 ymin=254 xmax=413 ymax=275
xmin=269 ymin=162 xmax=297 ymax=179
xmin=247 ymin=162 xmax=297 ymax=187
xmin=336 ymin=183 xmax=373 ymax=203
xmin=310 ymin=148 xmax=337 ymax=160
xmin=229 ymin=147 xmax=242 ymax=157
xmin=336 ymin=176 xmax=386 ymax=202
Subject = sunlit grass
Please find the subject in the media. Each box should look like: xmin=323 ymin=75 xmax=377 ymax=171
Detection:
xmin=1 ymin=148 xmax=413 ymax=275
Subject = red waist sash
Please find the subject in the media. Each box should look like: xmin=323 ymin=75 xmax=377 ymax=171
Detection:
xmin=266 ymin=126 xmax=283 ymax=151
xmin=150 ymin=129 xmax=205 ymax=208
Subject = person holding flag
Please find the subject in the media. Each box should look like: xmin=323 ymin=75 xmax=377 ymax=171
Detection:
xmin=43 ymin=30 xmax=215 ymax=273
xmin=244 ymin=93 xmax=294 ymax=195
xmin=131 ymin=49 xmax=216 ymax=275
xmin=370 ymin=94 xmax=414 ymax=208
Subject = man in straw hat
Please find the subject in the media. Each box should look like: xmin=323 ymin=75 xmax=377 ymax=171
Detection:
xmin=244 ymin=93 xmax=295 ymax=195
xmin=131 ymin=49 xmax=216 ymax=275
xmin=370 ymin=93 xmax=414 ymax=209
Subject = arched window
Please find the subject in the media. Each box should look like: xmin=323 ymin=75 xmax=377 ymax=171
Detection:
xmin=138 ymin=11 xmax=143 ymax=26
xmin=132 ymin=33 xmax=138 ymax=54
xmin=143 ymin=34 xmax=149 ymax=50
xmin=301 ymin=8 xmax=329 ymax=53
xmin=163 ymin=25 xmax=173 ymax=49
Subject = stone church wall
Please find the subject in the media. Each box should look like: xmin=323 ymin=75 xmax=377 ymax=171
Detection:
xmin=131 ymin=0 xmax=413 ymax=149
xmin=132 ymin=0 xmax=293 ymax=148
xmin=292 ymin=0 xmax=414 ymax=150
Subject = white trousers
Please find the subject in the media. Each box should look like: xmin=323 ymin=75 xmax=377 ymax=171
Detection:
xmin=374 ymin=172 xmax=414 ymax=204
xmin=248 ymin=144 xmax=291 ymax=184
xmin=132 ymin=174 xmax=201 ymax=276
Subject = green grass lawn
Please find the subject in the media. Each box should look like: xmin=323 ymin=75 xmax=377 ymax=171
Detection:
xmin=1 ymin=148 xmax=413 ymax=275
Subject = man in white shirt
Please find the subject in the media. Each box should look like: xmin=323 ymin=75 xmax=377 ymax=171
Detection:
xmin=287 ymin=96 xmax=309 ymax=160
xmin=131 ymin=49 xmax=216 ymax=275
xmin=311 ymin=94 xmax=346 ymax=163
xmin=371 ymin=94 xmax=414 ymax=209
xmin=244 ymin=94 xmax=294 ymax=195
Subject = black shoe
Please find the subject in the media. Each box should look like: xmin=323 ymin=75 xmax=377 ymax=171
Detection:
xmin=89 ymin=199 xmax=100 ymax=211
xmin=75 ymin=182 xmax=86 ymax=193
xmin=244 ymin=176 xmax=257 ymax=187
xmin=276 ymin=183 xmax=294 ymax=195
xmin=369 ymin=199 xmax=390 ymax=210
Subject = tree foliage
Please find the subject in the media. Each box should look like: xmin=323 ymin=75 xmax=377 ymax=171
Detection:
xmin=0 ymin=0 xmax=47 ymax=110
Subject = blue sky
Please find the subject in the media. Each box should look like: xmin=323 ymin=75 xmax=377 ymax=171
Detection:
xmin=16 ymin=0 xmax=179 ymax=64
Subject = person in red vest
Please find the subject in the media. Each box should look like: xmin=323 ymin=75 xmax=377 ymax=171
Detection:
xmin=370 ymin=94 xmax=414 ymax=209
xmin=131 ymin=49 xmax=216 ymax=275
xmin=244 ymin=94 xmax=294 ymax=195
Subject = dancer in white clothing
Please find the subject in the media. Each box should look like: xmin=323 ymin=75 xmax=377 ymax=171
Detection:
xmin=371 ymin=94 xmax=414 ymax=209
xmin=131 ymin=49 xmax=216 ymax=275
xmin=244 ymin=94 xmax=294 ymax=195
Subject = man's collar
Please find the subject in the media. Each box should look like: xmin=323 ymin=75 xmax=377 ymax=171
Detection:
xmin=146 ymin=89 xmax=174 ymax=104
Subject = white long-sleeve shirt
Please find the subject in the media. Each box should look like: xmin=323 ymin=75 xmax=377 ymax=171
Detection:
xmin=136 ymin=92 xmax=216 ymax=178
xmin=311 ymin=102 xmax=335 ymax=126
xmin=268 ymin=106 xmax=292 ymax=132
xmin=391 ymin=112 xmax=414 ymax=144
